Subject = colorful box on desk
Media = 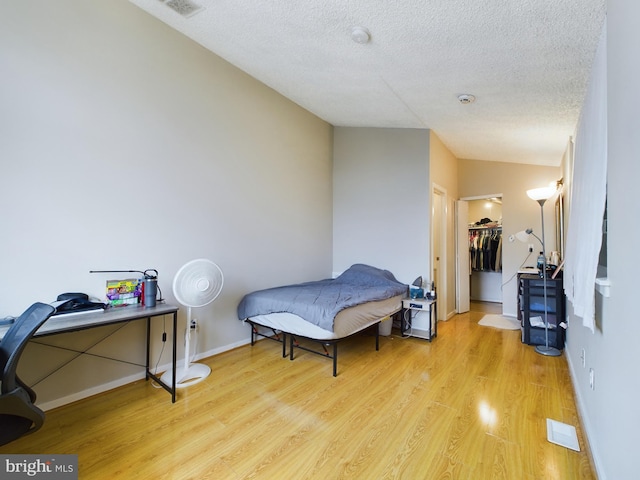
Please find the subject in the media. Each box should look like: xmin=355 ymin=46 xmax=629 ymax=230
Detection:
xmin=106 ymin=279 xmax=142 ymax=307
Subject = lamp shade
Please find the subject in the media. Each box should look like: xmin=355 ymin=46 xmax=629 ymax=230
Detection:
xmin=526 ymin=185 xmax=557 ymax=201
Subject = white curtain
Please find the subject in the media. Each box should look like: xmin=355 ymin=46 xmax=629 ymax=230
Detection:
xmin=564 ymin=21 xmax=607 ymax=332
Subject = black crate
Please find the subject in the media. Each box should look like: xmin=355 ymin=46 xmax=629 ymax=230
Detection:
xmin=525 ymin=325 xmax=565 ymax=350
xmin=518 ymin=274 xmax=565 ymax=350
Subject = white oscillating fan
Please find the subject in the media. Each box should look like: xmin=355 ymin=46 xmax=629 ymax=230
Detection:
xmin=161 ymin=258 xmax=223 ymax=388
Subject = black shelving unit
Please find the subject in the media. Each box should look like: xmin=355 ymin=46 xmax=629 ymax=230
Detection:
xmin=517 ymin=273 xmax=565 ymax=350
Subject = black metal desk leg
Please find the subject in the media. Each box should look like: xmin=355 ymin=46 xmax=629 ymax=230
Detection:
xmin=146 ymin=317 xmax=151 ymax=380
xmin=434 ymin=302 xmax=438 ymax=338
xmin=171 ymin=311 xmax=177 ymax=403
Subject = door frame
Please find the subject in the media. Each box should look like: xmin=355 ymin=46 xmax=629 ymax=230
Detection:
xmin=457 ymin=193 xmax=504 ymax=310
xmin=432 ymin=183 xmax=447 ymax=321
xmin=456 ymin=199 xmax=470 ymax=313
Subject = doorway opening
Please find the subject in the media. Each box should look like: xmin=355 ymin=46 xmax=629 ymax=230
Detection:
xmin=456 ymin=195 xmax=503 ymax=313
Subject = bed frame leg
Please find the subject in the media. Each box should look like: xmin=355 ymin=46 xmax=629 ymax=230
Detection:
xmin=376 ymin=322 xmax=380 ymax=351
xmin=289 ymin=334 xmax=294 ymax=361
xmin=333 ymin=344 xmax=338 ymax=377
xmin=248 ymin=321 xmax=287 ymax=357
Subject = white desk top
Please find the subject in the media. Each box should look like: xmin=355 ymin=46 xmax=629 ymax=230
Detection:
xmin=402 ymin=297 xmax=436 ymax=308
xmin=0 ymin=303 xmax=178 ymax=341
xmin=518 ymin=267 xmax=540 ymax=274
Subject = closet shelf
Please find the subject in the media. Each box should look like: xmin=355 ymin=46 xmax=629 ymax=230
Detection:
xmin=468 ymin=225 xmax=502 ymax=230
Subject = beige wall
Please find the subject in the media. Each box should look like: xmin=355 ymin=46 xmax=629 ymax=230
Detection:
xmin=0 ymin=0 xmax=333 ymax=408
xmin=468 ymin=199 xmax=502 ymax=225
xmin=333 ymin=128 xmax=430 ymax=284
xmin=458 ymin=159 xmax=561 ymax=316
xmin=429 ymin=132 xmax=459 ymax=319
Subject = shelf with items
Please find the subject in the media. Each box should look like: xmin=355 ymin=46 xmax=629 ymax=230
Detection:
xmin=401 ymin=297 xmax=437 ymax=341
xmin=517 ymin=274 xmax=565 ymax=350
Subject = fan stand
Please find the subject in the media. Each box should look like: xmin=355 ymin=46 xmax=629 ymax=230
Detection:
xmin=160 ymin=307 xmax=211 ymax=388
xmin=160 ymin=258 xmax=223 ymax=389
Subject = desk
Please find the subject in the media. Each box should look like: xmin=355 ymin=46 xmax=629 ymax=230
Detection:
xmin=0 ymin=304 xmax=179 ymax=403
xmin=401 ymin=297 xmax=437 ymax=341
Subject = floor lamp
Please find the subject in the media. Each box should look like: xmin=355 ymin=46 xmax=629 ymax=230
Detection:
xmin=526 ymin=185 xmax=562 ymax=357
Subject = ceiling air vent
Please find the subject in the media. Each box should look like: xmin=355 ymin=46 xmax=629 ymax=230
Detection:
xmin=165 ymin=0 xmax=204 ymax=18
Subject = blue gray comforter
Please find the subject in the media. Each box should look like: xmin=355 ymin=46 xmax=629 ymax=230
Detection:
xmin=237 ymin=264 xmax=407 ymax=332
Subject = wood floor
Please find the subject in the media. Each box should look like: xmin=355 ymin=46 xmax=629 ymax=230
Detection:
xmin=1 ymin=303 xmax=594 ymax=479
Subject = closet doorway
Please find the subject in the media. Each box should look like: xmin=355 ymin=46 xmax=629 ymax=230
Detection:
xmin=456 ymin=194 xmax=503 ymax=312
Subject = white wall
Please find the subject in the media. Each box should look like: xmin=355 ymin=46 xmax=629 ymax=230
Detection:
xmin=0 ymin=0 xmax=333 ymax=408
xmin=333 ymin=128 xmax=430 ymax=284
xmin=564 ymin=5 xmax=640 ymax=479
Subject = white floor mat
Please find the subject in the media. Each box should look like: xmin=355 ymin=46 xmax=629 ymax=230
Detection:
xmin=478 ymin=314 xmax=520 ymax=330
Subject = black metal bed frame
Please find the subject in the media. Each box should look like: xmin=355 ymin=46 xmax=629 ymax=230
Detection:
xmin=287 ymin=322 xmax=380 ymax=376
xmin=246 ymin=310 xmax=401 ymax=376
xmin=248 ymin=320 xmax=287 ymax=358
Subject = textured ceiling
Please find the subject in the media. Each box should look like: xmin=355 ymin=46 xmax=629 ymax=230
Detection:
xmin=129 ymin=0 xmax=606 ymax=166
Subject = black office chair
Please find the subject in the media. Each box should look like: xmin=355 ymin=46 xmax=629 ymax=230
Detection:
xmin=0 ymin=302 xmax=56 ymax=446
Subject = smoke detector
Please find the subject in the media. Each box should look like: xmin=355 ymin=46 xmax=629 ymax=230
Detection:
xmin=165 ymin=0 xmax=204 ymax=17
xmin=458 ymin=94 xmax=476 ymax=104
xmin=351 ymin=26 xmax=371 ymax=44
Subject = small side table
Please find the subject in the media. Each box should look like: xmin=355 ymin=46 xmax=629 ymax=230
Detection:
xmin=401 ymin=297 xmax=437 ymax=341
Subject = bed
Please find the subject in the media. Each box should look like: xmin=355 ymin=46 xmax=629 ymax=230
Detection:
xmin=237 ymin=264 xmax=408 ymax=375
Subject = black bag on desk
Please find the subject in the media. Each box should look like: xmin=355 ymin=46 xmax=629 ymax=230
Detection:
xmin=52 ymin=293 xmax=107 ymax=316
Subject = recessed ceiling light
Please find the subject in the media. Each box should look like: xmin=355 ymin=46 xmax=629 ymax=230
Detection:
xmin=351 ymin=26 xmax=371 ymax=44
xmin=458 ymin=94 xmax=476 ymax=104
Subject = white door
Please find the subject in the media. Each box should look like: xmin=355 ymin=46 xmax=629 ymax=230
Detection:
xmin=456 ymin=200 xmax=470 ymax=313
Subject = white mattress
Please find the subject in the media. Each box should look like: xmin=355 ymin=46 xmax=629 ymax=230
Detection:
xmin=246 ymin=294 xmax=403 ymax=340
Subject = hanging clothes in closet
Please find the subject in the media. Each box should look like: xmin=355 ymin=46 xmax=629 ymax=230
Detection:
xmin=469 ymin=227 xmax=502 ymax=272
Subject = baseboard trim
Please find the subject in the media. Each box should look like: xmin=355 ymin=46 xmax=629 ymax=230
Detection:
xmin=38 ymin=337 xmax=253 ymax=412
xmin=566 ymin=349 xmax=605 ymax=479
xmin=39 ymin=372 xmax=146 ymax=412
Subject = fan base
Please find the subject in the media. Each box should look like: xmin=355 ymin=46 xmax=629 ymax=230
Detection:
xmin=161 ymin=363 xmax=211 ymax=389
xmin=535 ymin=345 xmax=562 ymax=357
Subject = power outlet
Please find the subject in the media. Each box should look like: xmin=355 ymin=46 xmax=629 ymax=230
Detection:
xmin=581 ymin=348 xmax=586 ymax=368
xmin=528 ymin=244 xmax=534 ymax=253
xmin=589 ymin=368 xmax=595 ymax=390
xmin=190 ymin=319 xmax=197 ymax=330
